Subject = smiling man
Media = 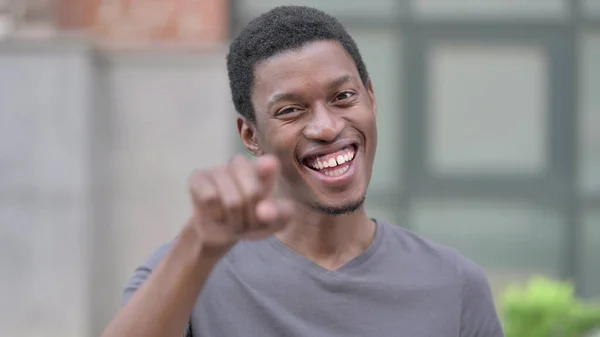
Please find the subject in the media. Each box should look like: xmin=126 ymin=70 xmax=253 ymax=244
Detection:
xmin=101 ymin=6 xmax=504 ymax=337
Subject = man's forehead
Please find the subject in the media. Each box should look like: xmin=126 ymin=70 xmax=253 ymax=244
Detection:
xmin=250 ymin=40 xmax=361 ymax=105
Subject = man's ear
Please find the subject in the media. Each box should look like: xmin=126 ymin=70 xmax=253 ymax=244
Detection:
xmin=366 ymin=78 xmax=377 ymax=117
xmin=237 ymin=117 xmax=262 ymax=156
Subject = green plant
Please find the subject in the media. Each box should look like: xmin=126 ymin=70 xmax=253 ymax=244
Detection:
xmin=500 ymin=276 xmax=600 ymax=337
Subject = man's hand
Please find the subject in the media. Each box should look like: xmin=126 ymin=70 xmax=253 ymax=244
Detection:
xmin=100 ymin=154 xmax=291 ymax=337
xmin=188 ymin=154 xmax=294 ymax=256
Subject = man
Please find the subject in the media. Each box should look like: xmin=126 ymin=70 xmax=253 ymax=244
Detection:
xmin=101 ymin=5 xmax=504 ymax=337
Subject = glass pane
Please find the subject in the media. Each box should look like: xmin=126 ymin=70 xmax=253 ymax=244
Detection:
xmin=410 ymin=199 xmax=565 ymax=298
xmin=413 ymin=0 xmax=567 ymax=19
xmin=427 ymin=43 xmax=549 ymax=176
xmin=347 ymin=28 xmax=403 ymax=191
xmin=580 ymin=32 xmax=600 ymax=196
xmin=236 ymin=0 xmax=400 ymax=19
xmin=582 ymin=0 xmax=600 ymax=17
xmin=582 ymin=209 xmax=600 ymax=299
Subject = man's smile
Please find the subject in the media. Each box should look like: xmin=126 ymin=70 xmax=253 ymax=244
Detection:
xmin=299 ymin=143 xmax=360 ymax=187
xmin=304 ymin=144 xmax=356 ymax=176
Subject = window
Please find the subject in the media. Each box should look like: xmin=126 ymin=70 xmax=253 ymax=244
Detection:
xmin=412 ymin=0 xmax=568 ymax=20
xmin=427 ymin=43 xmax=549 ymax=176
xmin=582 ymin=0 xmax=600 ymax=18
xmin=579 ymin=31 xmax=600 ymax=195
xmin=581 ymin=209 xmax=600 ymax=298
xmin=410 ymin=199 xmax=565 ymax=275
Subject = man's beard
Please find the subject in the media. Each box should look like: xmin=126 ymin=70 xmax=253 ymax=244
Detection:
xmin=314 ymin=194 xmax=366 ymax=216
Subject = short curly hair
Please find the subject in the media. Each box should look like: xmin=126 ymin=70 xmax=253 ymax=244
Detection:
xmin=226 ymin=5 xmax=370 ymax=123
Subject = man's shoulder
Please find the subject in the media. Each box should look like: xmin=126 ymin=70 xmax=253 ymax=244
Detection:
xmin=377 ymin=219 xmax=461 ymax=262
xmin=136 ymin=236 xmax=265 ymax=272
xmin=376 ymin=218 xmax=487 ymax=284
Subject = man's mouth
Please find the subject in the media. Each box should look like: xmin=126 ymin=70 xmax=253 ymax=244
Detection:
xmin=303 ymin=145 xmax=357 ymax=177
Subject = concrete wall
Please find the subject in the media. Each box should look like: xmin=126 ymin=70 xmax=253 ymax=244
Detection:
xmin=0 ymin=37 xmax=94 ymax=337
xmin=0 ymin=37 xmax=236 ymax=337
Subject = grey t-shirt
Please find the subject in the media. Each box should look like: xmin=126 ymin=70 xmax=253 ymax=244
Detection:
xmin=122 ymin=219 xmax=504 ymax=337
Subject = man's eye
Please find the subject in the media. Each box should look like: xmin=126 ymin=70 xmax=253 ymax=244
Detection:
xmin=278 ymin=107 xmax=301 ymax=115
xmin=335 ymin=91 xmax=355 ymax=101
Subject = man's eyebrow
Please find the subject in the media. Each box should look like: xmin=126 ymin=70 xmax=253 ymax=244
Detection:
xmin=267 ymin=92 xmax=301 ymax=110
xmin=266 ymin=74 xmax=356 ymax=110
xmin=328 ymin=74 xmax=354 ymax=90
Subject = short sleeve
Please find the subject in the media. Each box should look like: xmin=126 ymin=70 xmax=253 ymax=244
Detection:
xmin=120 ymin=243 xmax=193 ymax=337
xmin=121 ymin=243 xmax=172 ymax=306
xmin=459 ymin=256 xmax=504 ymax=337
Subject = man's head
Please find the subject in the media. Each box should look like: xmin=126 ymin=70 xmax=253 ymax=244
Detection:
xmin=227 ymin=6 xmax=378 ymax=216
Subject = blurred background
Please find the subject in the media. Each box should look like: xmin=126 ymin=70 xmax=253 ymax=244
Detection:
xmin=0 ymin=0 xmax=598 ymax=336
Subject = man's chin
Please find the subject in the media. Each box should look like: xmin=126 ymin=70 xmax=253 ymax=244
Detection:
xmin=314 ymin=194 xmax=366 ymax=216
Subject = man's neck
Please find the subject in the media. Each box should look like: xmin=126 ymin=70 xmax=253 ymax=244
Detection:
xmin=274 ymin=206 xmax=376 ymax=271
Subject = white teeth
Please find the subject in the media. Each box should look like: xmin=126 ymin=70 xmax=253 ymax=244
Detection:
xmin=307 ymin=146 xmax=357 ymax=171
xmin=323 ymin=165 xmax=350 ymax=176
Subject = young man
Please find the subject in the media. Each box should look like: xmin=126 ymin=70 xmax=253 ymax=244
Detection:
xmin=101 ymin=6 xmax=504 ymax=337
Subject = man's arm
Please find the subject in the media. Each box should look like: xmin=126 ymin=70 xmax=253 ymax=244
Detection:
xmin=459 ymin=256 xmax=505 ymax=337
xmin=100 ymin=223 xmax=221 ymax=337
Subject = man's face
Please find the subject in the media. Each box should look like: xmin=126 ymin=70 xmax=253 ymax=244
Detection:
xmin=241 ymin=40 xmax=378 ymax=215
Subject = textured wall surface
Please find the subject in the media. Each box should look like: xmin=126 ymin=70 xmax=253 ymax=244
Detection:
xmin=0 ymin=39 xmax=94 ymax=337
xmin=91 ymin=48 xmax=236 ymax=335
xmin=0 ymin=37 xmax=236 ymax=337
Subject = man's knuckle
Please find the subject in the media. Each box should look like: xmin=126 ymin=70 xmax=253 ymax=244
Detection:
xmin=223 ymin=198 xmax=243 ymax=212
xmin=190 ymin=170 xmax=208 ymax=186
xmin=245 ymin=184 xmax=262 ymax=200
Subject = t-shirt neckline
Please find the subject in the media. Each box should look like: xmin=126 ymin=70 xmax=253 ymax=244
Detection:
xmin=265 ymin=219 xmax=385 ymax=278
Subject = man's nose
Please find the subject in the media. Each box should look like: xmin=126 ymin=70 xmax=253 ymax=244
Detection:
xmin=302 ymin=105 xmax=345 ymax=142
